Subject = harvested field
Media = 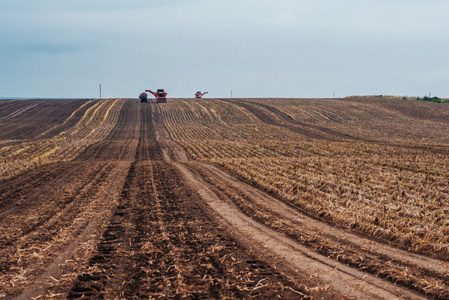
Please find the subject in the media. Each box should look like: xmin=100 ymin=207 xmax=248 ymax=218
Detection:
xmin=1 ymin=97 xmax=448 ymax=299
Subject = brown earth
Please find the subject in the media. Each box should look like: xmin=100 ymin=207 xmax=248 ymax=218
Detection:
xmin=0 ymin=99 xmax=99 ymax=141
xmin=0 ymin=98 xmax=447 ymax=299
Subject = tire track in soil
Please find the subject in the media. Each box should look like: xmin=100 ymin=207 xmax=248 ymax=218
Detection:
xmin=0 ymin=99 xmax=96 ymax=140
xmin=0 ymin=162 xmax=110 ymax=247
xmin=220 ymin=98 xmax=366 ymax=142
xmin=14 ymin=162 xmax=131 ymax=300
xmin=0 ymin=99 xmax=139 ymax=299
xmin=150 ymin=102 xmax=428 ymax=299
xmin=0 ymin=103 xmax=38 ymax=120
xmin=1 ymin=99 xmax=437 ymax=299
xmin=204 ymin=100 xmax=449 ymax=297
xmin=68 ymin=102 xmax=309 ymax=299
xmin=251 ymin=100 xmax=363 ymax=141
xmin=190 ymin=163 xmax=449 ymax=299
xmin=223 ymin=98 xmax=449 ymax=155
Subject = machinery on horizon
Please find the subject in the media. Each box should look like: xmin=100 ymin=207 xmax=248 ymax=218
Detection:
xmin=146 ymin=89 xmax=167 ymax=103
xmin=139 ymin=92 xmax=148 ymax=103
xmin=195 ymin=91 xmax=208 ymax=98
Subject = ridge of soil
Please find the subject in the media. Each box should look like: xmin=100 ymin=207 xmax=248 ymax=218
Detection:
xmin=1 ymin=98 xmax=447 ymax=299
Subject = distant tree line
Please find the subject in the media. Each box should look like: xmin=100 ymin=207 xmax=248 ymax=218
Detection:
xmin=415 ymin=96 xmax=449 ymax=103
xmin=372 ymin=95 xmax=449 ymax=104
xmin=347 ymin=95 xmax=448 ymax=103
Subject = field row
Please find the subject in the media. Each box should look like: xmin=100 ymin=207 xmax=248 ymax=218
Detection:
xmin=160 ymin=98 xmax=449 ymax=256
xmin=0 ymin=98 xmax=125 ymax=181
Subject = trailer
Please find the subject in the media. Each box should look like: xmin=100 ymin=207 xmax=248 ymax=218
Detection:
xmin=139 ymin=92 xmax=148 ymax=103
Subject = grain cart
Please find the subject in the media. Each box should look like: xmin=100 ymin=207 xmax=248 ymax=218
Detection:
xmin=146 ymin=89 xmax=167 ymax=103
xmin=195 ymin=91 xmax=208 ymax=98
xmin=139 ymin=92 xmax=148 ymax=102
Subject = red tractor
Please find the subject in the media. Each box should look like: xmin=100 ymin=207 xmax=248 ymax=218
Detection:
xmin=195 ymin=91 xmax=208 ymax=98
xmin=146 ymin=89 xmax=167 ymax=103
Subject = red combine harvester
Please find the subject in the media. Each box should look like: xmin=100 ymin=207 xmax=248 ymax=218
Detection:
xmin=195 ymin=91 xmax=208 ymax=98
xmin=145 ymin=89 xmax=167 ymax=103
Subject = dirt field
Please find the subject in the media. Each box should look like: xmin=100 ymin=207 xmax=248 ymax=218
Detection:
xmin=0 ymin=97 xmax=448 ymax=299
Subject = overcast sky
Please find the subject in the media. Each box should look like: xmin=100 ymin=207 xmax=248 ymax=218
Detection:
xmin=1 ymin=0 xmax=449 ymax=98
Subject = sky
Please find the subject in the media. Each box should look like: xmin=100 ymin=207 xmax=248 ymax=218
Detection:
xmin=1 ymin=0 xmax=449 ymax=99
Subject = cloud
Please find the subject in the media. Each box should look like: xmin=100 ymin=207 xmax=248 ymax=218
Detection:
xmin=1 ymin=0 xmax=449 ymax=98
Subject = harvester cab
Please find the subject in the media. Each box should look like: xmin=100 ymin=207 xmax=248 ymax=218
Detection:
xmin=195 ymin=91 xmax=208 ymax=98
xmin=145 ymin=89 xmax=167 ymax=103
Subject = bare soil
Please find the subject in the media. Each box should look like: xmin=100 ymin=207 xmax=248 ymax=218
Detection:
xmin=0 ymin=98 xmax=447 ymax=299
xmin=0 ymin=99 xmax=98 ymax=140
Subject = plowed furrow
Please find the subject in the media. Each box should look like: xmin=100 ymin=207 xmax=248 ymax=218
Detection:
xmin=249 ymin=100 xmax=361 ymax=141
xmin=0 ymin=162 xmax=83 ymax=213
xmin=149 ymin=101 xmax=428 ymax=299
xmin=69 ymin=160 xmax=308 ymax=299
xmin=190 ymin=162 xmax=449 ymax=299
xmin=67 ymin=103 xmax=311 ymax=299
xmin=1 ymin=161 xmax=130 ymax=299
xmin=0 ymin=99 xmax=139 ymax=299
xmin=3 ymin=98 xmax=447 ymax=299
xmin=67 ymin=161 xmax=137 ymax=299
xmin=170 ymin=161 xmax=425 ymax=299
xmin=74 ymin=99 xmax=139 ymax=162
xmin=0 ymin=99 xmax=93 ymax=140
xmin=222 ymin=99 xmax=328 ymax=140
xmin=221 ymin=98 xmax=364 ymax=141
xmin=0 ymin=162 xmax=105 ymax=246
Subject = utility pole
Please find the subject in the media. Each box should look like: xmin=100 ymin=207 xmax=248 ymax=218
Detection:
xmin=99 ymin=84 xmax=102 ymax=99
xmin=231 ymin=90 xmax=233 ymax=98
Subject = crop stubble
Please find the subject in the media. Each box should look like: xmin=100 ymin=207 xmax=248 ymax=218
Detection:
xmin=0 ymin=99 xmax=307 ymax=299
xmin=160 ymin=97 xmax=449 ymax=298
xmin=0 ymin=97 xmax=448 ymax=298
xmin=161 ymin=98 xmax=449 ymax=256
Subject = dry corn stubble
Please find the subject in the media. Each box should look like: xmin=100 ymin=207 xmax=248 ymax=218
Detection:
xmin=160 ymin=98 xmax=449 ymax=257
